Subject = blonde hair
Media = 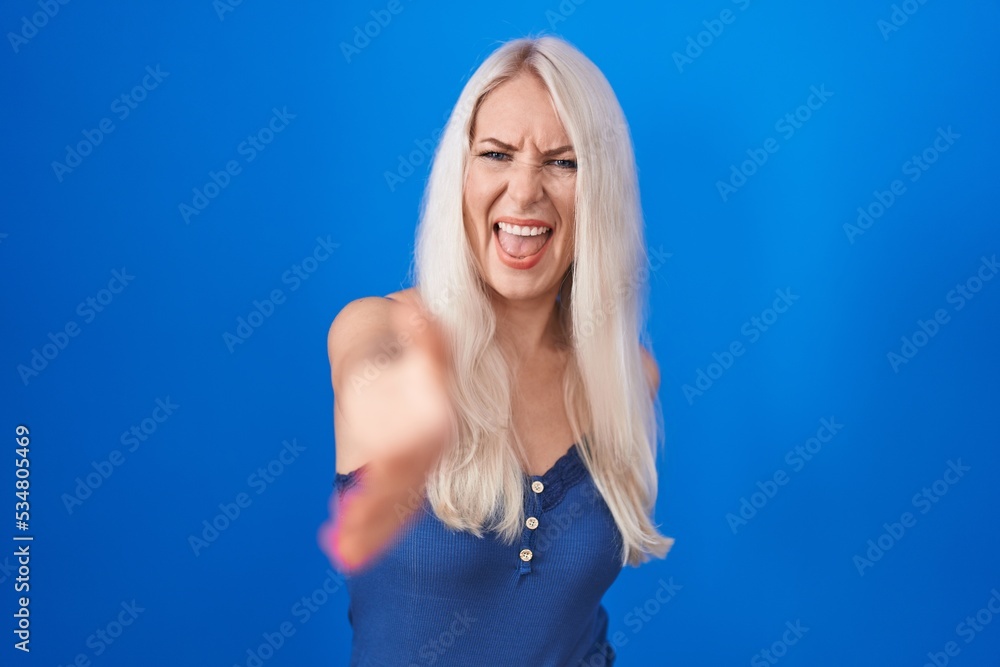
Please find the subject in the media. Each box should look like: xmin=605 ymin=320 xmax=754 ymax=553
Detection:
xmin=413 ymin=35 xmax=673 ymax=566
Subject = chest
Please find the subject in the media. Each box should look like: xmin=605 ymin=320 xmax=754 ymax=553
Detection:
xmin=349 ymin=474 xmax=623 ymax=600
xmin=342 ymin=472 xmax=625 ymax=666
xmin=510 ymin=358 xmax=577 ymax=476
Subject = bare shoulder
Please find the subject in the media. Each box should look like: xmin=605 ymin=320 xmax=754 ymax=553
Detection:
xmin=640 ymin=345 xmax=661 ymax=396
xmin=326 ymin=288 xmax=429 ymax=386
xmin=326 ymin=296 xmax=391 ymax=360
xmin=385 ymin=286 xmax=425 ymax=310
xmin=327 ymin=288 xmax=419 ymax=353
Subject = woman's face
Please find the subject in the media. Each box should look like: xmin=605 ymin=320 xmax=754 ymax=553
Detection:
xmin=463 ymin=72 xmax=577 ymax=303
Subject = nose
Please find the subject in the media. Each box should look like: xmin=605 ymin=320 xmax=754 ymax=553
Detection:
xmin=506 ymin=160 xmax=544 ymax=209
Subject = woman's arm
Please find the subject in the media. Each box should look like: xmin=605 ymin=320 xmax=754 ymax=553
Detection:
xmin=322 ymin=294 xmax=452 ymax=573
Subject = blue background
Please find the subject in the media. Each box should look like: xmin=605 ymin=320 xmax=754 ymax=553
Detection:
xmin=2 ymin=0 xmax=998 ymax=665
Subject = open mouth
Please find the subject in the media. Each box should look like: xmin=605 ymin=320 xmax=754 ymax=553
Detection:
xmin=493 ymin=221 xmax=553 ymax=267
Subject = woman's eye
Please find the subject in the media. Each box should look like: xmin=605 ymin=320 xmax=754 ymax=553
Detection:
xmin=550 ymin=159 xmax=578 ymax=169
xmin=480 ymin=151 xmax=509 ymax=161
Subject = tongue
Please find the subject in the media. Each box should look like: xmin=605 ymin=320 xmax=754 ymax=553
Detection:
xmin=497 ymin=228 xmax=549 ymax=258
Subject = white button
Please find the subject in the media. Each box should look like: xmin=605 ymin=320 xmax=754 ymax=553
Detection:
xmin=531 ymin=480 xmax=544 ymax=493
xmin=525 ymin=516 xmax=538 ymax=530
xmin=519 ymin=549 xmax=533 ymax=562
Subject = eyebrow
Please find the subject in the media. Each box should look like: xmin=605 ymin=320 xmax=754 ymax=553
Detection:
xmin=477 ymin=137 xmax=575 ymax=157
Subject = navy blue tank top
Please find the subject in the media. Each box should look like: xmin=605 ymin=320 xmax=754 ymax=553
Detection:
xmin=331 ymin=443 xmax=624 ymax=666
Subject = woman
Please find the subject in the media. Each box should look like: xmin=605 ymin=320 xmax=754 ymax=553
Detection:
xmin=319 ymin=35 xmax=674 ymax=666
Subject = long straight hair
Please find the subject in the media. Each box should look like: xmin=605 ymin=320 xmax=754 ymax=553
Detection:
xmin=413 ymin=36 xmax=673 ymax=566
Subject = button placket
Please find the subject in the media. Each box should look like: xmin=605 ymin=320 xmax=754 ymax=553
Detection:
xmin=518 ymin=476 xmax=544 ymax=574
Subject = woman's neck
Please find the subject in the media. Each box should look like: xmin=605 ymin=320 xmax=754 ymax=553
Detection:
xmin=490 ymin=288 xmax=566 ymax=359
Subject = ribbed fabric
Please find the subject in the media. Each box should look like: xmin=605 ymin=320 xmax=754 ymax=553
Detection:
xmin=332 ymin=443 xmax=624 ymax=666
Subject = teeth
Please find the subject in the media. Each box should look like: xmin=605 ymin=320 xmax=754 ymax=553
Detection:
xmin=497 ymin=221 xmax=550 ymax=237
